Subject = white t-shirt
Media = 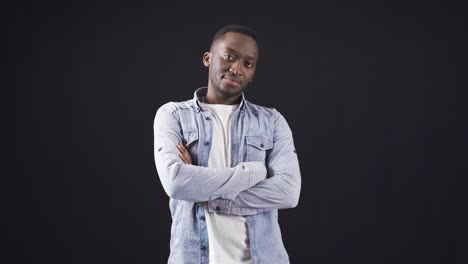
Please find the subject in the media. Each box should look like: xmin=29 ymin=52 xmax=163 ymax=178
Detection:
xmin=199 ymin=102 xmax=252 ymax=264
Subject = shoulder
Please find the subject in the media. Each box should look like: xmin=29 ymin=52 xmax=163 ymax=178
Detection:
xmin=244 ymin=100 xmax=283 ymax=121
xmin=154 ymin=99 xmax=196 ymax=126
xmin=157 ymin=99 xmax=195 ymax=114
xmin=244 ymin=100 xmax=277 ymax=117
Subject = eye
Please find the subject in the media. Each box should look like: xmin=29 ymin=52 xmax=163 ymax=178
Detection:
xmin=224 ymin=53 xmax=236 ymax=61
xmin=245 ymin=61 xmax=254 ymax=68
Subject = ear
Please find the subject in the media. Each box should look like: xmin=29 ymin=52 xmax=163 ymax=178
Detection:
xmin=203 ymin=52 xmax=211 ymax=67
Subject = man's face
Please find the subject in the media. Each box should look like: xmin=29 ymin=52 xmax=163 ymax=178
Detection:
xmin=204 ymin=32 xmax=258 ymax=99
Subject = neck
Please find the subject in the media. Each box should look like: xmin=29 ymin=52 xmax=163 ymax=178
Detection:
xmin=204 ymin=88 xmax=241 ymax=105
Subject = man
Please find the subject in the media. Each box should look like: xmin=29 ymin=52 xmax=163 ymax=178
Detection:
xmin=153 ymin=24 xmax=301 ymax=264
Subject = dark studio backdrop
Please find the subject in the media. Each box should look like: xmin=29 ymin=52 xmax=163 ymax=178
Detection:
xmin=7 ymin=1 xmax=467 ymax=263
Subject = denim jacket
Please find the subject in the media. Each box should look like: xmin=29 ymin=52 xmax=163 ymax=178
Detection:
xmin=153 ymin=87 xmax=301 ymax=264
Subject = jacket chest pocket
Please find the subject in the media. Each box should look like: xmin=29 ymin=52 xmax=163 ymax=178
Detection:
xmin=245 ymin=135 xmax=273 ymax=162
xmin=182 ymin=131 xmax=199 ymax=165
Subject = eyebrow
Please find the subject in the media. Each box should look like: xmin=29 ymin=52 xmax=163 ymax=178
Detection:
xmin=225 ymin=47 xmax=257 ymax=61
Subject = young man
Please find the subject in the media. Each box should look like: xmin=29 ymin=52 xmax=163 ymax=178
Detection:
xmin=153 ymin=24 xmax=301 ymax=264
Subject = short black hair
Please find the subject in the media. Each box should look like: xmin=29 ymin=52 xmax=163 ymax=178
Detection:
xmin=210 ymin=24 xmax=258 ymax=50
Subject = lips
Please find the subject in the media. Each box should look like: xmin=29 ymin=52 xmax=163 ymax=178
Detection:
xmin=222 ymin=75 xmax=241 ymax=86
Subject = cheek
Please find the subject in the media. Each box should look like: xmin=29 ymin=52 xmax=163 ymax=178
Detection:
xmin=215 ymin=59 xmax=231 ymax=70
xmin=246 ymin=70 xmax=256 ymax=79
xmin=209 ymin=63 xmax=223 ymax=75
xmin=210 ymin=63 xmax=222 ymax=74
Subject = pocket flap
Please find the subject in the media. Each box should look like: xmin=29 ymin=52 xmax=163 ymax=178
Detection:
xmin=245 ymin=136 xmax=273 ymax=150
xmin=183 ymin=131 xmax=199 ymax=146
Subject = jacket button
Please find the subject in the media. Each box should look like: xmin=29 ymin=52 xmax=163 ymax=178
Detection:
xmin=260 ymin=143 xmax=264 ymax=148
xmin=204 ymin=142 xmax=209 ymax=145
xmin=205 ymin=117 xmax=210 ymax=121
xmin=200 ymin=216 xmax=205 ymax=221
xmin=201 ymin=246 xmax=206 ymax=250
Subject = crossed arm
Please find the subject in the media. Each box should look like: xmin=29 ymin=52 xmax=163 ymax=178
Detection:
xmin=154 ymin=104 xmax=269 ymax=203
xmin=155 ymin=105 xmax=301 ymax=216
xmin=176 ymin=113 xmax=301 ymax=216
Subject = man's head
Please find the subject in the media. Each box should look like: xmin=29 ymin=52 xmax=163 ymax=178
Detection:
xmin=203 ymin=24 xmax=259 ymax=104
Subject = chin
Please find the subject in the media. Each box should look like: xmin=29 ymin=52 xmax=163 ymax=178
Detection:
xmin=220 ymin=86 xmax=243 ymax=97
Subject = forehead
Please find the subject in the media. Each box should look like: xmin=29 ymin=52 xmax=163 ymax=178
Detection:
xmin=212 ymin=32 xmax=258 ymax=59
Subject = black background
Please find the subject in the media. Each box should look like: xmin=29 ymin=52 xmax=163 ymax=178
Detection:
xmin=8 ymin=1 xmax=467 ymax=263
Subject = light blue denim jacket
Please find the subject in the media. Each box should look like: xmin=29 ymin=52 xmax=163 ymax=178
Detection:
xmin=153 ymin=87 xmax=301 ymax=264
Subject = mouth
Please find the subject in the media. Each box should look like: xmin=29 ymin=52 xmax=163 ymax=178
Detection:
xmin=222 ymin=75 xmax=241 ymax=86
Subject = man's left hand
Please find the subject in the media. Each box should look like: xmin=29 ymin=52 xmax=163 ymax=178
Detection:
xmin=178 ymin=143 xmax=208 ymax=206
xmin=177 ymin=143 xmax=192 ymax=165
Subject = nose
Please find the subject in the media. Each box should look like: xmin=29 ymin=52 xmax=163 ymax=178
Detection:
xmin=229 ymin=60 xmax=243 ymax=76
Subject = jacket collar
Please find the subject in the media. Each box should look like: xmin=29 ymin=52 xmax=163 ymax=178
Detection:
xmin=192 ymin=87 xmax=246 ymax=112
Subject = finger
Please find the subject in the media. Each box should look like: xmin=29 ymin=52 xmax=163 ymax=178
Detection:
xmin=178 ymin=146 xmax=189 ymax=158
xmin=181 ymin=152 xmax=191 ymax=163
xmin=177 ymin=144 xmax=186 ymax=154
xmin=184 ymin=153 xmax=192 ymax=163
xmin=177 ymin=144 xmax=192 ymax=164
xmin=179 ymin=153 xmax=189 ymax=164
xmin=179 ymin=144 xmax=189 ymax=155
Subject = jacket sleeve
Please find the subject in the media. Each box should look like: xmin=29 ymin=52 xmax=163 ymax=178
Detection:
xmin=154 ymin=103 xmax=267 ymax=202
xmin=207 ymin=109 xmax=301 ymax=216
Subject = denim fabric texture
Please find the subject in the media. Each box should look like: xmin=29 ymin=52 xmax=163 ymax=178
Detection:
xmin=154 ymin=87 xmax=301 ymax=264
